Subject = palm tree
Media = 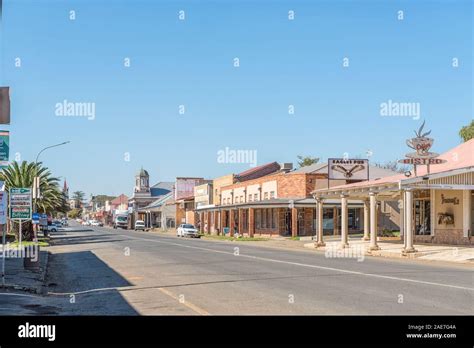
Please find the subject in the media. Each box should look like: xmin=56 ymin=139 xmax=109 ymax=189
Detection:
xmin=0 ymin=161 xmax=64 ymax=241
xmin=72 ymin=191 xmax=85 ymax=208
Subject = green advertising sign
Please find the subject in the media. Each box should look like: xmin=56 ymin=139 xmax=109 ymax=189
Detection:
xmin=9 ymin=187 xmax=32 ymax=220
xmin=0 ymin=130 xmax=9 ymax=169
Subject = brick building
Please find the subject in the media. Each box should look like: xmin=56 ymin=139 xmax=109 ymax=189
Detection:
xmin=196 ymin=163 xmax=398 ymax=237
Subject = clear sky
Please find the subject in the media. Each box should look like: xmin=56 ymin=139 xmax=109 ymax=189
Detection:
xmin=0 ymin=0 xmax=472 ymax=198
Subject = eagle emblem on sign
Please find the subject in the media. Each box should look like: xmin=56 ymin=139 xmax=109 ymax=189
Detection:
xmin=330 ymin=164 xmax=365 ymax=178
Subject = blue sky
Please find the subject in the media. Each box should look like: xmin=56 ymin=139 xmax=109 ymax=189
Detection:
xmin=1 ymin=0 xmax=472 ymax=198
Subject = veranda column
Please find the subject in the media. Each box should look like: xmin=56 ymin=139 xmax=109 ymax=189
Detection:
xmin=316 ymin=198 xmax=325 ymax=247
xmin=220 ymin=210 xmax=226 ymax=236
xmin=404 ymin=189 xmax=416 ymax=253
xmin=369 ymin=192 xmax=380 ymax=251
xmin=229 ymin=209 xmax=235 ymax=237
xmin=340 ymin=194 xmax=349 ymax=248
xmin=291 ymin=207 xmax=298 ymax=238
xmin=238 ymin=209 xmax=243 ymax=236
xmin=199 ymin=212 xmax=204 ymax=232
xmin=207 ymin=211 xmax=211 ymax=234
xmin=248 ymin=208 xmax=255 ymax=238
xmin=363 ymin=199 xmax=370 ymax=241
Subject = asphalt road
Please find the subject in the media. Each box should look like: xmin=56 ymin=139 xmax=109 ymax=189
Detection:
xmin=7 ymin=223 xmax=474 ymax=315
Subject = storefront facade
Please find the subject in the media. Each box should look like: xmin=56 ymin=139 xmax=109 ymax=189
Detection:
xmin=312 ymin=139 xmax=474 ymax=249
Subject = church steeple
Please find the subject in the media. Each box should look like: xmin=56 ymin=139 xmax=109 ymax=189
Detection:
xmin=134 ymin=167 xmax=150 ymax=193
xmin=63 ymin=178 xmax=69 ymax=198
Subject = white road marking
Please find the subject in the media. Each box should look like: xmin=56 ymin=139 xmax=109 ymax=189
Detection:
xmin=116 ymin=233 xmax=474 ymax=292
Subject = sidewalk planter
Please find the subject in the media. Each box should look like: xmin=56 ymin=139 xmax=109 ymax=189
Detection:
xmin=23 ymin=246 xmax=40 ymax=271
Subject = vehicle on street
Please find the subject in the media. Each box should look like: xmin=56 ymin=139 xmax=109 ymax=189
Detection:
xmin=82 ymin=220 xmax=91 ymax=226
xmin=176 ymin=224 xmax=200 ymax=238
xmin=134 ymin=220 xmax=145 ymax=231
xmin=113 ymin=210 xmax=129 ymax=229
xmin=47 ymin=222 xmax=61 ymax=233
xmin=90 ymin=220 xmax=103 ymax=226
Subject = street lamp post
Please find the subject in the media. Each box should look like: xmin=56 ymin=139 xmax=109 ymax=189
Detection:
xmin=32 ymin=141 xmax=70 ymax=238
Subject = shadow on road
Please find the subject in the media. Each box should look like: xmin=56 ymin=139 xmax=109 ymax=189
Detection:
xmin=46 ymin=251 xmax=138 ymax=315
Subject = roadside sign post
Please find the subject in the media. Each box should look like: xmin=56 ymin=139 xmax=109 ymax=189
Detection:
xmin=9 ymin=188 xmax=32 ymax=247
xmin=0 ymin=185 xmax=7 ymax=288
xmin=1 ymin=224 xmax=5 ymax=287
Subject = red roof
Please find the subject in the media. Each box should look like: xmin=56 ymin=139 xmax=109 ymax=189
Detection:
xmin=111 ymin=194 xmax=129 ymax=205
xmin=236 ymin=162 xmax=281 ymax=182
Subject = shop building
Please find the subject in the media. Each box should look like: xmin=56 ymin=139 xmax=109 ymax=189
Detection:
xmin=196 ymin=163 xmax=398 ymax=237
xmin=312 ymin=139 xmax=474 ymax=250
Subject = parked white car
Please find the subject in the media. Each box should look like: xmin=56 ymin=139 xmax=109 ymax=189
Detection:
xmin=134 ymin=220 xmax=145 ymax=231
xmin=176 ymin=224 xmax=200 ymax=238
xmin=90 ymin=220 xmax=101 ymax=226
xmin=47 ymin=223 xmax=61 ymax=233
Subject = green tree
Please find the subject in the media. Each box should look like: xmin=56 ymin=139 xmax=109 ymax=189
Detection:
xmin=68 ymin=208 xmax=82 ymax=219
xmin=0 ymin=161 xmax=64 ymax=241
xmin=374 ymin=161 xmax=410 ymax=174
xmin=459 ymin=120 xmax=474 ymax=142
xmin=72 ymin=191 xmax=85 ymax=208
xmin=297 ymin=155 xmax=319 ymax=168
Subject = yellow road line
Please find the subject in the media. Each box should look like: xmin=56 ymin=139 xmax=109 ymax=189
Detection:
xmin=158 ymin=287 xmax=210 ymax=315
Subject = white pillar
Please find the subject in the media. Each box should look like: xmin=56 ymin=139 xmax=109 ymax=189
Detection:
xmin=316 ymin=198 xmax=325 ymax=247
xmin=462 ymin=190 xmax=471 ymax=238
xmin=363 ymin=199 xmax=370 ymax=241
xmin=399 ymin=192 xmax=404 ymax=240
xmin=369 ymin=192 xmax=380 ymax=251
xmin=340 ymin=194 xmax=349 ymax=248
xmin=404 ymin=189 xmax=416 ymax=253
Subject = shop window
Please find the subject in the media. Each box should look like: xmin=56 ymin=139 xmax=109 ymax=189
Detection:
xmin=267 ymin=208 xmax=272 ymax=228
xmin=256 ymin=210 xmax=261 ymax=229
xmin=414 ymin=199 xmax=431 ymax=235
xmin=262 ymin=209 xmax=267 ymax=228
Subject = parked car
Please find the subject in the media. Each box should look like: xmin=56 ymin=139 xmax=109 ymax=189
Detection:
xmin=82 ymin=220 xmax=91 ymax=226
xmin=176 ymin=224 xmax=200 ymax=238
xmin=90 ymin=220 xmax=101 ymax=226
xmin=47 ymin=222 xmax=61 ymax=233
xmin=134 ymin=220 xmax=145 ymax=231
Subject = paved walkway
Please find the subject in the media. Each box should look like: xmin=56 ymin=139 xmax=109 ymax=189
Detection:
xmin=146 ymin=228 xmax=474 ymax=264
xmin=0 ymin=248 xmax=48 ymax=294
xmin=304 ymin=237 xmax=474 ymax=264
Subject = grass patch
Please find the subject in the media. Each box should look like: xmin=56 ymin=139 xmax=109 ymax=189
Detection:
xmin=288 ymin=236 xmax=300 ymax=241
xmin=381 ymin=230 xmax=400 ymax=237
xmin=8 ymin=240 xmax=49 ymax=247
xmin=203 ymin=235 xmax=269 ymax=242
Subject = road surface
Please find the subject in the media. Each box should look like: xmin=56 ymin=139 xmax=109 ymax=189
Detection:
xmin=1 ymin=223 xmax=473 ymax=315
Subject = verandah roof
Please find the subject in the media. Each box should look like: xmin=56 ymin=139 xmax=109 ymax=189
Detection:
xmin=312 ymin=139 xmax=474 ymax=199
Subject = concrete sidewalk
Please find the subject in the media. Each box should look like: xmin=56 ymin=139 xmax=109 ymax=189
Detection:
xmin=144 ymin=228 xmax=474 ymax=264
xmin=0 ymin=250 xmax=49 ymax=294
xmin=304 ymin=238 xmax=474 ymax=264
